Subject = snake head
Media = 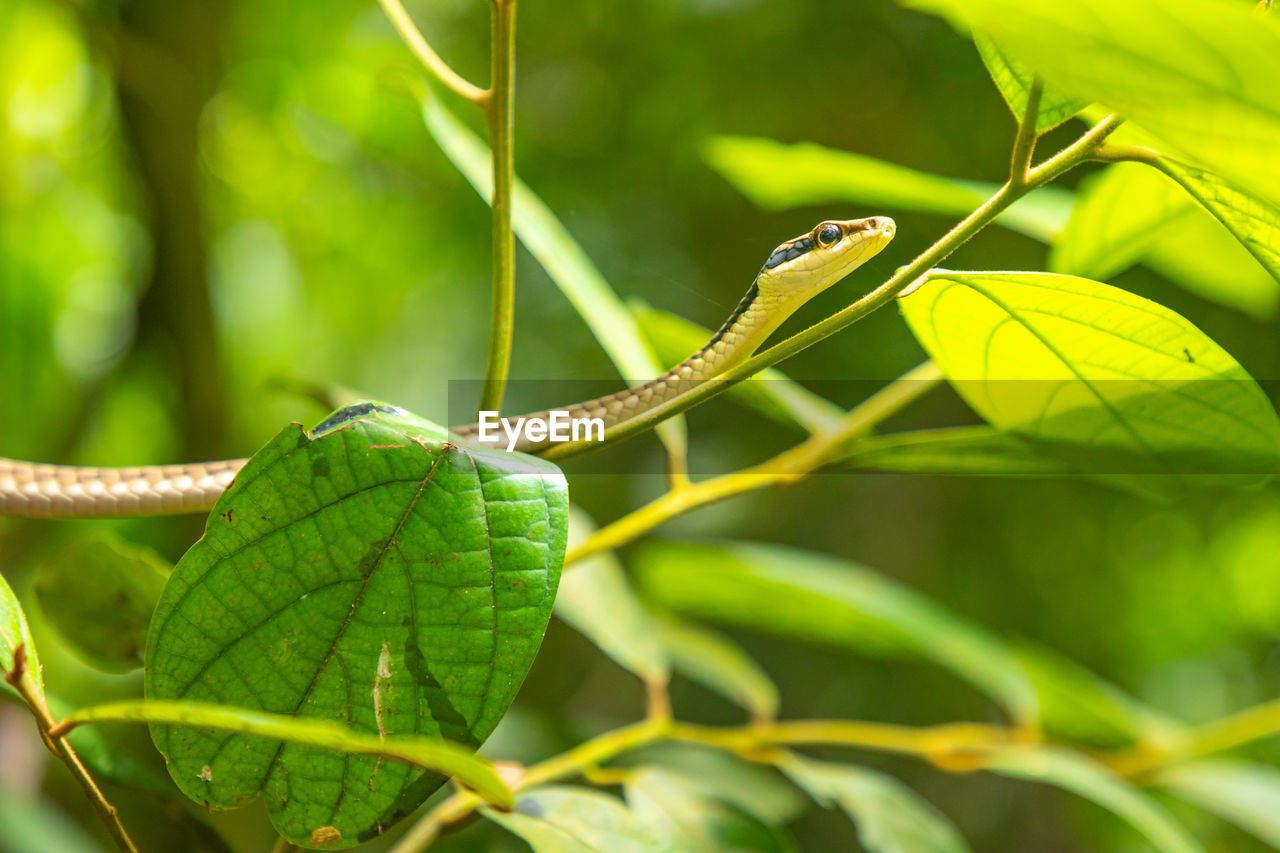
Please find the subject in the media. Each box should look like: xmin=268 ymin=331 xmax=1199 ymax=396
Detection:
xmin=759 ymin=216 xmax=896 ymax=299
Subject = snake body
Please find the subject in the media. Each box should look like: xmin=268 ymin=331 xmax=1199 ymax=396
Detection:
xmin=0 ymin=217 xmax=894 ymax=517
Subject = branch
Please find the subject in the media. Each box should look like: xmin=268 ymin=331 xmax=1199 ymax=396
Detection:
xmin=564 ymin=362 xmax=944 ymax=566
xmin=478 ymin=0 xmax=519 ymax=413
xmin=539 ymin=113 xmax=1123 ymax=462
xmin=378 ymin=0 xmax=488 ymax=106
xmin=1008 ymin=78 xmax=1043 ymax=186
xmin=6 ymin=647 xmax=139 ymax=853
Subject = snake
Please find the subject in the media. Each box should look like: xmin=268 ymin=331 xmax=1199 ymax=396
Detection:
xmin=0 ymin=216 xmax=894 ymax=518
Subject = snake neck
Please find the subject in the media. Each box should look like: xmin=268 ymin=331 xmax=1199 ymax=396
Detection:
xmin=456 ymin=278 xmax=792 ymax=451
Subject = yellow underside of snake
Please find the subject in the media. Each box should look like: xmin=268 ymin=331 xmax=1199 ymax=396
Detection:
xmin=0 ymin=217 xmax=894 ymax=517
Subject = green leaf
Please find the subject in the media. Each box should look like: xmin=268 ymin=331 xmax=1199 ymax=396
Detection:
xmin=1011 ymin=643 xmax=1181 ymax=748
xmin=0 ymin=569 xmax=41 ymax=705
xmin=983 ymin=747 xmax=1204 ymax=853
xmin=66 ymin=700 xmax=512 ymax=809
xmin=630 ymin=301 xmax=844 ymax=435
xmin=484 ymin=786 xmax=670 ymax=853
xmin=659 ymin=618 xmax=779 ymax=721
xmin=1144 ymin=211 xmax=1280 ymax=321
xmin=899 ymin=271 xmax=1280 ymax=480
xmin=419 ymin=88 xmax=687 ymax=461
xmin=34 ymin=534 xmax=170 ymax=673
xmin=1156 ymin=158 xmax=1280 ymax=294
xmin=905 ymin=0 xmax=1280 ymax=208
xmin=973 ymin=33 xmax=1086 ymax=132
xmin=556 ymin=508 xmax=670 ymax=685
xmin=630 ymin=745 xmax=808 ymax=826
xmin=145 ymin=402 xmax=567 ymax=848
xmin=632 ymin=540 xmax=1038 ymax=722
xmin=702 ymin=135 xmax=1073 ymax=242
xmin=1049 ymin=162 xmax=1280 ymax=319
xmin=1157 ymin=759 xmax=1280 ymax=847
xmin=840 ymin=426 xmax=1077 ymax=477
xmin=781 ymin=754 xmax=970 ymax=853
xmin=1050 ymin=163 xmax=1196 ymax=282
xmin=625 ymin=767 xmax=794 ymax=853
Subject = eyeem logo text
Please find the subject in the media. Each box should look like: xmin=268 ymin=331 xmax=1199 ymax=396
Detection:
xmin=476 ymin=411 xmax=605 ymax=451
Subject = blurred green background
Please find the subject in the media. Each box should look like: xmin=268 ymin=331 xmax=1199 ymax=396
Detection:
xmin=3 ymin=0 xmax=1280 ymax=850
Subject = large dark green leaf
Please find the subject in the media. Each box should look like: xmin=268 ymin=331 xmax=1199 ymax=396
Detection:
xmin=145 ymin=402 xmax=568 ymax=849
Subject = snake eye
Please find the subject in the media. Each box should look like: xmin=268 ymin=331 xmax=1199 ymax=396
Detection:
xmin=818 ymin=224 xmax=841 ymax=246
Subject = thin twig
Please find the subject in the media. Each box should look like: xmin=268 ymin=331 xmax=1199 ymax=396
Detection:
xmin=563 ymin=361 xmax=943 ymax=567
xmin=1008 ymin=78 xmax=1043 ymax=186
xmin=378 ymin=0 xmax=489 ymax=106
xmin=478 ymin=0 xmax=519 ymax=414
xmin=6 ymin=647 xmax=139 ymax=853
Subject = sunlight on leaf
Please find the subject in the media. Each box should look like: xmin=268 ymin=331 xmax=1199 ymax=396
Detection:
xmin=782 ymin=754 xmax=970 ymax=853
xmin=145 ymin=402 xmax=566 ymax=847
xmin=1144 ymin=213 xmax=1280 ymax=320
xmin=899 ymin=271 xmax=1280 ymax=482
xmin=973 ymin=33 xmax=1086 ymax=132
xmin=1050 ymin=163 xmax=1195 ymax=282
xmin=419 ymin=89 xmax=687 ymax=461
xmin=634 ymin=745 xmax=808 ymax=826
xmin=703 ymin=135 xmax=1073 ymax=241
xmin=906 ymin=0 xmax=1280 ymax=208
xmin=839 ymin=425 xmax=1076 ymax=477
xmin=632 ymin=540 xmax=1039 ymax=723
xmin=1157 ymin=759 xmax=1280 ymax=847
xmin=984 ymin=747 xmax=1204 ymax=853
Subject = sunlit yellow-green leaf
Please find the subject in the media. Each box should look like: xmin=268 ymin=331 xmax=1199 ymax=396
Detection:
xmin=632 ymin=540 xmax=1038 ymax=722
xmin=1144 ymin=212 xmax=1280 ymax=320
xmin=703 ymin=135 xmax=1073 ymax=241
xmin=899 ymin=271 xmax=1280 ymax=481
xmin=1050 ymin=164 xmax=1195 ymax=282
xmin=840 ymin=426 xmax=1076 ymax=477
xmin=906 ymin=0 xmax=1280 ymax=208
xmin=973 ymin=33 xmax=1086 ymax=132
xmin=983 ymin=747 xmax=1203 ymax=853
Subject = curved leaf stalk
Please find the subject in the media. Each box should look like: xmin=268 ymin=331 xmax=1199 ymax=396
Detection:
xmin=5 ymin=647 xmax=139 ymax=853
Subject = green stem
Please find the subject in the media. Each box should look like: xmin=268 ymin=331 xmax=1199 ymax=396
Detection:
xmin=564 ymin=361 xmax=943 ymax=567
xmin=378 ymin=0 xmax=488 ymax=105
xmin=479 ymin=0 xmax=518 ymax=415
xmin=1009 ymin=78 xmax=1043 ymax=186
xmin=541 ymin=113 xmax=1122 ymax=462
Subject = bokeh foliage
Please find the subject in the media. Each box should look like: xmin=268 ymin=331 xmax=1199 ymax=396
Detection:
xmin=4 ymin=0 xmax=1280 ymax=850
